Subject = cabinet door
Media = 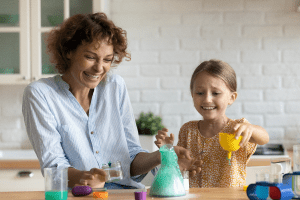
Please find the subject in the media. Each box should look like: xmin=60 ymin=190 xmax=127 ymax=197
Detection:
xmin=31 ymin=0 xmax=104 ymax=82
xmin=0 ymin=0 xmax=30 ymax=84
xmin=0 ymin=169 xmax=44 ymax=192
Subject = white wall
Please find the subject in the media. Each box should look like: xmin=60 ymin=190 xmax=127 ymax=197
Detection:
xmin=1 ymin=0 xmax=300 ymax=150
xmin=111 ymin=0 xmax=300 ymax=149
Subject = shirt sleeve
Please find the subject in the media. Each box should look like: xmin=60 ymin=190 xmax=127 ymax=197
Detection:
xmin=22 ymin=85 xmax=72 ymax=177
xmin=117 ymin=78 xmax=156 ymax=181
xmin=177 ymin=123 xmax=188 ymax=148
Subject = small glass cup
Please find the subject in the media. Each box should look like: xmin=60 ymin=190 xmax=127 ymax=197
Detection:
xmin=256 ymin=173 xmax=269 ymax=182
xmin=102 ymin=161 xmax=123 ymax=182
xmin=294 ymin=145 xmax=300 ymax=172
xmin=44 ymin=167 xmax=68 ymax=200
xmin=270 ymin=173 xmax=282 ymax=184
xmin=271 ymin=157 xmax=292 ymax=174
xmin=110 ymin=161 xmax=123 ymax=181
xmin=182 ymin=171 xmax=189 ymax=191
xmin=256 ymin=173 xmax=269 ymax=200
xmin=293 ymin=174 xmax=300 ymax=197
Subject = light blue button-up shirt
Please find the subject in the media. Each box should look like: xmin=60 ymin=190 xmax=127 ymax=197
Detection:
xmin=22 ymin=74 xmax=152 ymax=189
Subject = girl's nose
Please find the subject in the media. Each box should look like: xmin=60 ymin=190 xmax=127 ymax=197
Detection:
xmin=203 ymin=93 xmax=212 ymax=102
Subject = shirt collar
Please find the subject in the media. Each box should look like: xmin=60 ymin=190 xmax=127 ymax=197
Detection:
xmin=54 ymin=74 xmax=99 ymax=97
xmin=54 ymin=75 xmax=70 ymax=90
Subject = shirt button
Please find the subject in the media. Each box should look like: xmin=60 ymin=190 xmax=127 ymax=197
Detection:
xmin=91 ymin=131 xmax=94 ymax=134
xmin=96 ymin=151 xmax=99 ymax=154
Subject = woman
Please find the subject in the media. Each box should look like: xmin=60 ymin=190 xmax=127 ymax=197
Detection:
xmin=22 ymin=13 xmax=200 ymax=189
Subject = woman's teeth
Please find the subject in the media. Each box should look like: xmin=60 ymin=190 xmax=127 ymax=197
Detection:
xmin=202 ymin=106 xmax=215 ymax=110
xmin=84 ymin=72 xmax=99 ymax=79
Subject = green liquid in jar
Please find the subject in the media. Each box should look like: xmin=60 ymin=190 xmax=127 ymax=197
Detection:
xmin=45 ymin=190 xmax=68 ymax=200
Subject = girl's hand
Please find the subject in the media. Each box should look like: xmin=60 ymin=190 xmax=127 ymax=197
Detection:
xmin=75 ymin=168 xmax=107 ymax=188
xmin=233 ymin=123 xmax=255 ymax=147
xmin=174 ymin=146 xmax=202 ymax=176
xmin=154 ymin=128 xmax=174 ymax=148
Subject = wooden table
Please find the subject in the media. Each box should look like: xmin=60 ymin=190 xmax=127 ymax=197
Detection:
xmin=0 ymin=188 xmax=248 ymax=199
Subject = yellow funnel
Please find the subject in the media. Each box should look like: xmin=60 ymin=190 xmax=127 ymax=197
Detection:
xmin=219 ymin=132 xmax=243 ymax=165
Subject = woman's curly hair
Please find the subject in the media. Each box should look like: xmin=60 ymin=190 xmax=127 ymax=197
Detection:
xmin=45 ymin=12 xmax=130 ymax=74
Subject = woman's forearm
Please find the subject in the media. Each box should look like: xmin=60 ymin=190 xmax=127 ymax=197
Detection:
xmin=130 ymin=151 xmax=161 ymax=176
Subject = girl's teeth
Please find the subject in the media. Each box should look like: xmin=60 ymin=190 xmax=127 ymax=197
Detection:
xmin=202 ymin=107 xmax=215 ymax=110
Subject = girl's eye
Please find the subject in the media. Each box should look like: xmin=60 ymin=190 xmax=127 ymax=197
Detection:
xmin=196 ymin=92 xmax=204 ymax=95
xmin=213 ymin=92 xmax=220 ymax=96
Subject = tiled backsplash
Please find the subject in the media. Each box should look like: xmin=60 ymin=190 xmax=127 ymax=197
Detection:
xmin=1 ymin=0 xmax=300 ymax=150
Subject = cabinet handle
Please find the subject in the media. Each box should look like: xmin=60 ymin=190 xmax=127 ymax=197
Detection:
xmin=33 ymin=77 xmax=36 ymax=81
xmin=23 ymin=76 xmax=27 ymax=80
xmin=17 ymin=170 xmax=34 ymax=178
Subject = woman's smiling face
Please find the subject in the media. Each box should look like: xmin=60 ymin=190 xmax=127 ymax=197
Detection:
xmin=65 ymin=40 xmax=114 ymax=90
xmin=191 ymin=71 xmax=237 ymax=121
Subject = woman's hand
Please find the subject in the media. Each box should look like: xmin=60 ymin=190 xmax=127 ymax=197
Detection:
xmin=174 ymin=146 xmax=202 ymax=176
xmin=233 ymin=123 xmax=255 ymax=147
xmin=75 ymin=168 xmax=107 ymax=188
xmin=154 ymin=128 xmax=175 ymax=148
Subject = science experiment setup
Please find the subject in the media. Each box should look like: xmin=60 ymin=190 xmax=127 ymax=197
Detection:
xmin=219 ymin=132 xmax=243 ymax=165
xmin=149 ymin=144 xmax=186 ymax=197
xmin=219 ymin=132 xmax=300 ymax=200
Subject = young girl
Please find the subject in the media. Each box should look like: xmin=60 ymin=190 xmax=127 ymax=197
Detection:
xmin=155 ymin=59 xmax=269 ymax=188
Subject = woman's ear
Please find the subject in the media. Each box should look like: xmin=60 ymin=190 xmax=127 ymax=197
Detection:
xmin=229 ymin=92 xmax=238 ymax=105
xmin=66 ymin=51 xmax=72 ymax=60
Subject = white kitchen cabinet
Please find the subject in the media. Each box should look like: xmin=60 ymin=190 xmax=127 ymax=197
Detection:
xmin=0 ymin=169 xmax=44 ymax=192
xmin=0 ymin=0 xmax=107 ymax=85
xmin=0 ymin=150 xmax=44 ymax=192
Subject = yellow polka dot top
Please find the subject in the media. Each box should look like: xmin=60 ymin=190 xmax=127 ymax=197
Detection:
xmin=177 ymin=118 xmax=257 ymax=188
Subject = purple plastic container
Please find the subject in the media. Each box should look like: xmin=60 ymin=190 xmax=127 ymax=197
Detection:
xmin=71 ymin=185 xmax=93 ymax=196
xmin=134 ymin=191 xmax=147 ymax=200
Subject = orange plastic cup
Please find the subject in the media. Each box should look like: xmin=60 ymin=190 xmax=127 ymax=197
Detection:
xmin=93 ymin=191 xmax=108 ymax=199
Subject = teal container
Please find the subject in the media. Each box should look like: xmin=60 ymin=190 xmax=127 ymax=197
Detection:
xmin=45 ymin=191 xmax=68 ymax=200
xmin=149 ymin=144 xmax=186 ymax=197
xmin=44 ymin=167 xmax=68 ymax=200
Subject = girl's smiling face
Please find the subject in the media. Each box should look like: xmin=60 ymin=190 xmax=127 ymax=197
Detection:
xmin=65 ymin=40 xmax=114 ymax=90
xmin=191 ymin=71 xmax=237 ymax=121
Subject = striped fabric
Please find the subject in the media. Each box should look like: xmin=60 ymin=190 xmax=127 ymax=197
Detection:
xmin=22 ymin=74 xmax=152 ymax=189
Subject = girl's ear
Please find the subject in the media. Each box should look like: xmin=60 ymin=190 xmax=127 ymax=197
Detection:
xmin=229 ymin=92 xmax=238 ymax=105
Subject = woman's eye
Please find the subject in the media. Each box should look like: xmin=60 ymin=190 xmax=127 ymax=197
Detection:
xmin=213 ymin=92 xmax=220 ymax=96
xmin=104 ymin=59 xmax=112 ymax=63
xmin=86 ymin=56 xmax=95 ymax=60
xmin=197 ymin=92 xmax=204 ymax=95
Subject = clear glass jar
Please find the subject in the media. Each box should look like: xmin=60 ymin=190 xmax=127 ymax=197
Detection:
xmin=101 ymin=161 xmax=123 ymax=182
xmin=110 ymin=161 xmax=123 ymax=181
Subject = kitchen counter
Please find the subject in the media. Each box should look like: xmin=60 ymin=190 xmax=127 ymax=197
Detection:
xmin=0 ymin=150 xmax=38 ymax=160
xmin=0 ymin=188 xmax=248 ymax=199
xmin=0 ymin=149 xmax=294 ymax=169
xmin=0 ymin=150 xmax=40 ymax=169
xmin=247 ymin=150 xmax=293 ymax=167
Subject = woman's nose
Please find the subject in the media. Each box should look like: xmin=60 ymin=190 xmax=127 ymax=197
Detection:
xmin=94 ymin=60 xmax=104 ymax=72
